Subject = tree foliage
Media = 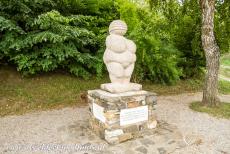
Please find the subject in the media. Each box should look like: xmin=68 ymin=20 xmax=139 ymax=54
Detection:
xmin=215 ymin=0 xmax=230 ymax=53
xmin=0 ymin=0 xmax=118 ymax=78
xmin=0 ymin=0 xmax=228 ymax=84
xmin=118 ymin=0 xmax=182 ymax=84
xmin=173 ymin=0 xmax=205 ymax=78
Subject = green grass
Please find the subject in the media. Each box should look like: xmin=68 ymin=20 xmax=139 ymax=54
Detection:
xmin=220 ymin=53 xmax=230 ymax=78
xmin=219 ymin=80 xmax=230 ymax=94
xmin=0 ymin=66 xmax=110 ymax=116
xmin=0 ymin=65 xmax=229 ymax=117
xmin=221 ymin=53 xmax=230 ymax=66
xmin=0 ymin=65 xmax=205 ymax=117
xmin=190 ymin=101 xmax=230 ymax=119
xmin=220 ymin=68 xmax=230 ymax=78
xmin=219 ymin=53 xmax=230 ymax=94
xmin=142 ymin=79 xmax=203 ymax=95
xmin=222 ymin=59 xmax=230 ymax=66
xmin=221 ymin=58 xmax=230 ymax=66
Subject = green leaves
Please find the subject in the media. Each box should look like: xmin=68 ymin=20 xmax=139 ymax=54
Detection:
xmin=118 ymin=0 xmax=181 ymax=84
xmin=0 ymin=0 xmax=109 ymax=78
xmin=10 ymin=31 xmax=67 ymax=51
xmin=0 ymin=16 xmax=24 ymax=34
xmin=2 ymin=0 xmax=224 ymax=84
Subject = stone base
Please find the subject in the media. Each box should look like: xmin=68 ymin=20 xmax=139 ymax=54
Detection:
xmin=87 ymin=89 xmax=157 ymax=144
xmin=100 ymin=83 xmax=142 ymax=93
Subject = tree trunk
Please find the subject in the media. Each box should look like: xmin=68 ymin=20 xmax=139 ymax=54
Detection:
xmin=200 ymin=0 xmax=221 ymax=106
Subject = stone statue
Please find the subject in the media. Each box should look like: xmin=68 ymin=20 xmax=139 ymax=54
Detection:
xmin=101 ymin=20 xmax=142 ymax=93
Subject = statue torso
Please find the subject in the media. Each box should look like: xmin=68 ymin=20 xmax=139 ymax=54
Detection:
xmin=104 ymin=34 xmax=136 ymax=68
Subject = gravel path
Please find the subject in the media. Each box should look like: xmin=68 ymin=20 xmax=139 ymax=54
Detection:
xmin=156 ymin=92 xmax=230 ymax=154
xmin=220 ymin=64 xmax=230 ymax=82
xmin=221 ymin=65 xmax=230 ymax=69
xmin=0 ymin=92 xmax=229 ymax=154
xmin=219 ymin=75 xmax=230 ymax=82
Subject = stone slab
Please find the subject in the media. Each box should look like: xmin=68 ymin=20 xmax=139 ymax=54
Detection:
xmin=88 ymin=89 xmax=156 ymax=103
xmin=100 ymin=83 xmax=142 ymax=93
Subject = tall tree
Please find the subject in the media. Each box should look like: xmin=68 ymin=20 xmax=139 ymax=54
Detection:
xmin=200 ymin=0 xmax=221 ymax=106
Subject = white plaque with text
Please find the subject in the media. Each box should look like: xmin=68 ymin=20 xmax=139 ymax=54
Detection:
xmin=120 ymin=106 xmax=148 ymax=126
xmin=93 ymin=102 xmax=106 ymax=123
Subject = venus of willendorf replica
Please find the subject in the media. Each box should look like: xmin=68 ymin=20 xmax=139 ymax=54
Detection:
xmin=88 ymin=20 xmax=157 ymax=144
xmin=101 ymin=20 xmax=141 ymax=93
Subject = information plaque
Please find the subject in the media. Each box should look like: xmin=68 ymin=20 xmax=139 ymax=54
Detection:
xmin=120 ymin=106 xmax=148 ymax=126
xmin=92 ymin=102 xmax=106 ymax=123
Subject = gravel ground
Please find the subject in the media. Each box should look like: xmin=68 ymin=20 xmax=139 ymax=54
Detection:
xmin=0 ymin=92 xmax=229 ymax=154
xmin=156 ymin=92 xmax=230 ymax=154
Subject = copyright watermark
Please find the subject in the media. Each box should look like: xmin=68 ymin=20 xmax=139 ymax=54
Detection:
xmin=7 ymin=143 xmax=106 ymax=152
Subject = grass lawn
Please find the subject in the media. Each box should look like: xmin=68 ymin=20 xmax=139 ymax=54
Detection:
xmin=189 ymin=54 xmax=230 ymax=119
xmin=0 ymin=65 xmax=203 ymax=117
xmin=221 ymin=53 xmax=230 ymax=66
xmin=190 ymin=102 xmax=230 ymax=119
xmin=0 ymin=66 xmax=110 ymax=116
xmin=219 ymin=80 xmax=230 ymax=95
xmin=0 ymin=65 xmax=229 ymax=117
xmin=220 ymin=53 xmax=230 ymax=78
xmin=220 ymin=68 xmax=230 ymax=78
xmin=219 ymin=53 xmax=230 ymax=94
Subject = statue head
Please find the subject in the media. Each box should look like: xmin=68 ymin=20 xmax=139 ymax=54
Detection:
xmin=109 ymin=20 xmax=127 ymax=36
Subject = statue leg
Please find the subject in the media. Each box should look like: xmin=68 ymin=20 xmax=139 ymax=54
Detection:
xmin=122 ymin=77 xmax=130 ymax=84
xmin=124 ymin=63 xmax=134 ymax=83
xmin=109 ymin=74 xmax=124 ymax=83
xmin=106 ymin=62 xmax=124 ymax=83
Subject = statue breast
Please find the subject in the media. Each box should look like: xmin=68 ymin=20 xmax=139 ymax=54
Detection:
xmin=126 ymin=39 xmax=136 ymax=53
xmin=106 ymin=34 xmax=126 ymax=53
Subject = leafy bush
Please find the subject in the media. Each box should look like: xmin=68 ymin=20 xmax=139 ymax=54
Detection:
xmin=172 ymin=1 xmax=205 ymax=78
xmin=215 ymin=0 xmax=230 ymax=53
xmin=0 ymin=0 xmax=228 ymax=84
xmin=0 ymin=0 xmax=118 ymax=78
xmin=148 ymin=0 xmax=205 ymax=78
xmin=118 ymin=0 xmax=182 ymax=84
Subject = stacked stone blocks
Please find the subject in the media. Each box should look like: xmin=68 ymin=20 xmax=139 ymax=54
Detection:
xmin=88 ymin=89 xmax=157 ymax=144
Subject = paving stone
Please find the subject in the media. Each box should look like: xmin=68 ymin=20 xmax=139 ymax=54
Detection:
xmin=157 ymin=147 xmax=167 ymax=154
xmin=26 ymin=104 xmax=182 ymax=154
xmin=88 ymin=135 xmax=96 ymax=140
xmin=135 ymin=146 xmax=148 ymax=154
xmin=124 ymin=149 xmax=136 ymax=154
xmin=139 ymin=138 xmax=155 ymax=147
xmin=168 ymin=140 xmax=176 ymax=145
xmin=1 ymin=111 xmax=183 ymax=154
xmin=118 ymin=133 xmax=133 ymax=143
xmin=123 ymin=125 xmax=139 ymax=133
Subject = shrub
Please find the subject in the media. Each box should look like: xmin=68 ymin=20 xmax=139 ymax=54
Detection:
xmin=0 ymin=0 xmax=118 ymax=78
xmin=118 ymin=0 xmax=182 ymax=84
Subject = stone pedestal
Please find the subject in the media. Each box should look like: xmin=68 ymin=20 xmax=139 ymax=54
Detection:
xmin=87 ymin=89 xmax=157 ymax=144
xmin=100 ymin=83 xmax=142 ymax=93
